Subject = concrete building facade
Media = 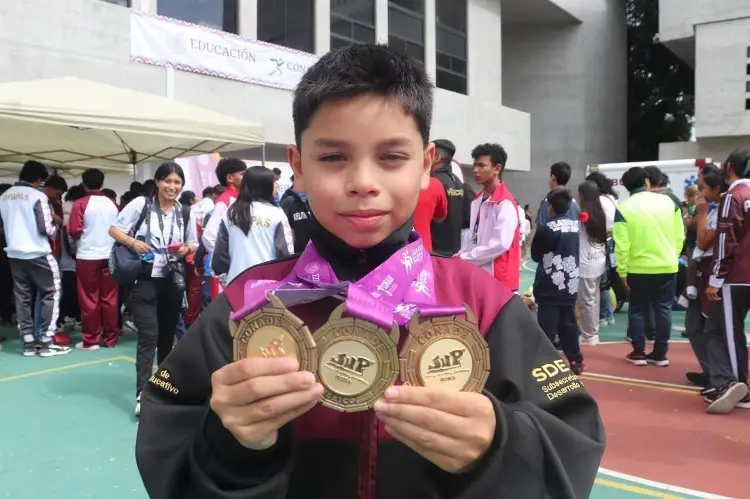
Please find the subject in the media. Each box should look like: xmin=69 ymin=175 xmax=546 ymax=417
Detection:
xmin=501 ymin=0 xmax=627 ymax=206
xmin=659 ymin=0 xmax=750 ymax=163
xmin=0 ymin=0 xmax=626 ymax=206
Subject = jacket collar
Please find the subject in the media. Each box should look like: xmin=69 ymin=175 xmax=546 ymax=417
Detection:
xmin=475 ymin=181 xmax=508 ymax=203
xmin=309 ymin=216 xmax=413 ymax=282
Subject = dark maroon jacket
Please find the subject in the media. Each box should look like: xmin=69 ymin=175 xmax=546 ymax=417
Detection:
xmin=135 ymin=222 xmax=604 ymax=499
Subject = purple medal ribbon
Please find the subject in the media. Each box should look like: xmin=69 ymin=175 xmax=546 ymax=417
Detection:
xmin=231 ymin=233 xmax=465 ymax=328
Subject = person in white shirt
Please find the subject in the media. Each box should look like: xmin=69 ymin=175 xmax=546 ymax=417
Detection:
xmin=577 ymin=181 xmax=608 ymax=346
xmin=0 ymin=161 xmax=70 ymax=358
xmin=190 ymin=186 xmax=216 ymax=232
xmin=212 ymin=166 xmax=294 ymax=283
xmin=586 ymin=171 xmax=619 ymax=326
xmin=68 ymin=169 xmax=120 ymax=351
xmin=201 ymin=158 xmax=246 ymax=253
xmin=109 ymin=162 xmax=199 ymax=417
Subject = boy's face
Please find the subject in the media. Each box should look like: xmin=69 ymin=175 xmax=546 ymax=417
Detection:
xmin=472 ymin=156 xmax=500 ymax=185
xmin=289 ymin=94 xmax=433 ymax=249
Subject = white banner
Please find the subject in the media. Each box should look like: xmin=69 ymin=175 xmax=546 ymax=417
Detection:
xmin=129 ymin=11 xmax=318 ymax=91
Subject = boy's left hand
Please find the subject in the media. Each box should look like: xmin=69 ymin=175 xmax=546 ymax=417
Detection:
xmin=373 ymin=386 xmax=496 ymax=474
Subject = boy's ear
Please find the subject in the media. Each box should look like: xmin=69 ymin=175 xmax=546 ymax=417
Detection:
xmin=421 ymin=142 xmax=436 ymax=190
xmin=288 ymin=145 xmax=303 ymax=179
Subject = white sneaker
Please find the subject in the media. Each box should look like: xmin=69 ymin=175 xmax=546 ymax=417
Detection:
xmin=135 ymin=394 xmax=141 ymax=417
xmin=580 ymin=337 xmax=600 ymax=347
xmin=37 ymin=343 xmax=71 ymax=357
xmin=677 ymin=295 xmax=690 ymax=309
xmin=75 ymin=341 xmax=100 ymax=351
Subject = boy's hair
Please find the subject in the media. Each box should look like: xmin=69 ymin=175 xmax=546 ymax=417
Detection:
xmin=292 ymin=43 xmax=433 ymax=148
xmin=471 ymin=143 xmax=507 ymax=168
xmin=45 ymin=174 xmax=68 ymax=193
xmin=550 ymin=161 xmax=572 ymax=186
xmin=82 ymin=168 xmax=105 ymax=190
xmin=215 ymin=157 xmax=246 ymax=187
xmin=433 ymin=139 xmax=456 ymax=166
xmin=202 ymin=186 xmax=215 ymax=198
xmin=19 ymin=160 xmax=49 ymax=184
xmin=547 ymin=188 xmax=572 ymax=216
xmin=644 ymin=165 xmax=666 ymax=188
xmin=102 ymin=188 xmax=117 ymax=201
xmin=65 ymin=183 xmax=86 ymax=202
xmin=724 ymin=147 xmax=750 ymax=179
xmin=621 ymin=167 xmax=649 ymax=193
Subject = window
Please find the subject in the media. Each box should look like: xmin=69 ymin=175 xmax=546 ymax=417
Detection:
xmin=158 ymin=0 xmax=238 ymax=33
xmin=746 ymin=98 xmax=750 ymax=111
xmin=100 ymin=0 xmax=130 ymax=6
xmin=747 ymin=46 xmax=750 ymax=58
xmin=331 ymin=0 xmax=376 ymax=50
xmin=258 ymin=0 xmax=315 ymax=53
xmin=388 ymin=0 xmax=425 ymax=64
xmin=746 ymin=81 xmax=750 ymax=93
xmin=435 ymin=0 xmax=467 ymax=94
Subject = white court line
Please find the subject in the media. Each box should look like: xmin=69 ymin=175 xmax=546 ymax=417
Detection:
xmin=521 ymin=259 xmax=535 ymax=273
xmin=598 ymin=468 xmax=735 ymax=499
xmin=585 ymin=372 xmax=701 ymax=391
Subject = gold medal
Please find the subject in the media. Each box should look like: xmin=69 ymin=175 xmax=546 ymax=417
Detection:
xmin=399 ymin=306 xmax=490 ymax=392
xmin=231 ymin=293 xmax=318 ymax=373
xmin=313 ymin=304 xmax=399 ymax=412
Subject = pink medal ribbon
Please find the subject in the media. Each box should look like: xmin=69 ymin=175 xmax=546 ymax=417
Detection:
xmin=231 ymin=233 xmax=465 ymax=328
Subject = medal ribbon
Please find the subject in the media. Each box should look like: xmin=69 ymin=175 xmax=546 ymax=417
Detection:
xmin=231 ymin=233 xmax=465 ymax=328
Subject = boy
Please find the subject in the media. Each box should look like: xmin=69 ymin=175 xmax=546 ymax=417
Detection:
xmin=135 ymin=44 xmax=603 ymax=499
xmin=458 ymin=143 xmax=521 ymax=291
xmin=530 ymin=189 xmax=584 ymax=374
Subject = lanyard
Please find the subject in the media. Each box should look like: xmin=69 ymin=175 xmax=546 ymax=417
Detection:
xmin=155 ymin=205 xmax=178 ymax=249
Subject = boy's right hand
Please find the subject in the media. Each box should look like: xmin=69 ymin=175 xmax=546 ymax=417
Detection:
xmin=210 ymin=357 xmax=323 ymax=450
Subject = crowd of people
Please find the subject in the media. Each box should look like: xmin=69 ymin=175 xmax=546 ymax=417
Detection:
xmin=0 ymin=41 xmax=748 ymax=498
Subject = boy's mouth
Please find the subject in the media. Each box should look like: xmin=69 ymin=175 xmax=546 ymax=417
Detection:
xmin=340 ymin=210 xmax=388 ymax=229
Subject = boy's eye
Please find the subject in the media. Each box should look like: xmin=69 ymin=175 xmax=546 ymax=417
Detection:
xmin=382 ymin=153 xmax=408 ymax=162
xmin=319 ymin=154 xmax=346 ymax=162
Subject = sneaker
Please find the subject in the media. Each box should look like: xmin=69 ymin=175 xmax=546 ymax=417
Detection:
xmin=135 ymin=393 xmax=141 ymax=417
xmin=686 ymin=372 xmax=709 ymax=387
xmin=37 ymin=342 xmax=72 ymax=357
xmin=701 ymin=387 xmax=717 ymax=403
xmin=75 ymin=341 xmax=100 ymax=351
xmin=645 ymin=332 xmax=656 ymax=344
xmin=646 ymin=352 xmax=669 ymax=367
xmin=677 ymin=295 xmax=690 ymax=308
xmin=706 ymin=382 xmax=749 ymax=414
xmin=607 ymin=317 xmax=615 ymax=326
xmin=22 ymin=341 xmax=38 ymax=357
xmin=599 ymin=319 xmax=608 ymax=328
xmin=625 ymin=351 xmax=647 ymax=366
xmin=736 ymin=394 xmax=750 ymax=409
xmin=580 ymin=337 xmax=599 ymax=347
xmin=569 ymin=360 xmax=585 ymax=375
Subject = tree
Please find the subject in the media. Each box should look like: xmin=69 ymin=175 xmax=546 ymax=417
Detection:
xmin=627 ymin=0 xmax=694 ymax=162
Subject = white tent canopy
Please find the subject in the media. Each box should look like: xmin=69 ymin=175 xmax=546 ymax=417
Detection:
xmin=0 ymin=76 xmax=264 ymax=174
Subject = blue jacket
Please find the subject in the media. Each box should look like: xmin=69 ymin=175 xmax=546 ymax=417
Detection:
xmin=531 ymin=215 xmax=580 ymax=306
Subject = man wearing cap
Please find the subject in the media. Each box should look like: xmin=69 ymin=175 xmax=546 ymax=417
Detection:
xmin=430 ymin=139 xmax=465 ymax=257
xmin=703 ymin=148 xmax=750 ymax=414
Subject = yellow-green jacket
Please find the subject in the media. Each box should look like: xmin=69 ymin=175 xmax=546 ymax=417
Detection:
xmin=613 ymin=188 xmax=685 ymax=276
